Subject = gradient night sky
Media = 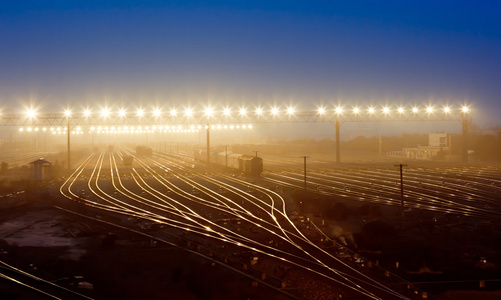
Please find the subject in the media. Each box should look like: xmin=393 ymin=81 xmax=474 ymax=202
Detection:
xmin=1 ymin=1 xmax=500 ymax=132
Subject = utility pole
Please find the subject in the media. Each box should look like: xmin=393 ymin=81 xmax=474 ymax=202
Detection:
xmin=301 ymin=156 xmax=309 ymax=189
xmin=378 ymin=134 xmax=382 ymax=155
xmin=224 ymin=145 xmax=228 ymax=167
xmin=394 ymin=164 xmax=407 ymax=218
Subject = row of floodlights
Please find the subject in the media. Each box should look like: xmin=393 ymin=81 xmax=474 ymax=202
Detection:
xmin=18 ymin=124 xmax=253 ymax=133
xmin=22 ymin=105 xmax=470 ymax=119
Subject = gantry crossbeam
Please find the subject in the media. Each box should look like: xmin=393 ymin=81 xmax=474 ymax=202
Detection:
xmin=0 ymin=111 xmax=468 ymax=127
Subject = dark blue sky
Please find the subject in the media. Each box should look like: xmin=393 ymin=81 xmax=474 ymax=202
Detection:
xmin=1 ymin=1 xmax=500 ymax=128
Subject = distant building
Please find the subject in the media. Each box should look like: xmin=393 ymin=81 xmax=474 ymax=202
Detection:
xmin=428 ymin=133 xmax=449 ymax=147
xmin=387 ymin=133 xmax=452 ymax=161
xmin=29 ymin=158 xmax=52 ymax=180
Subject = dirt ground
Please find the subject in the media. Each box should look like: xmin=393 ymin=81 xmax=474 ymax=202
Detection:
xmin=0 ymin=197 xmax=293 ymax=300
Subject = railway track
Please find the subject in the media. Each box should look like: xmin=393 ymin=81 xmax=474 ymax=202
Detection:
xmin=58 ymin=150 xmax=416 ymax=299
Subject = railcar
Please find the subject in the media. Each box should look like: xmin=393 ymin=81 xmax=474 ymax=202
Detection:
xmin=194 ymin=150 xmax=263 ymax=176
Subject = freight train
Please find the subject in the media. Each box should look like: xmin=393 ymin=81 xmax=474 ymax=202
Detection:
xmin=194 ymin=149 xmax=263 ymax=176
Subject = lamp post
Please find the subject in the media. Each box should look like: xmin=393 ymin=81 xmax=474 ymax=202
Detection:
xmin=334 ymin=108 xmax=342 ymax=164
xmin=65 ymin=110 xmax=71 ymax=170
xmin=225 ymin=145 xmax=228 ymax=167
xmin=461 ymin=107 xmax=469 ymax=163
xmin=206 ymin=122 xmax=210 ymax=166
xmin=335 ymin=119 xmax=340 ymax=163
xmin=205 ymin=107 xmax=213 ymax=167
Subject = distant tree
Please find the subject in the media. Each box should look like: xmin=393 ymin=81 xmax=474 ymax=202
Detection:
xmin=0 ymin=161 xmax=8 ymax=173
xmin=470 ymin=134 xmax=500 ymax=161
xmin=52 ymin=160 xmax=61 ymax=176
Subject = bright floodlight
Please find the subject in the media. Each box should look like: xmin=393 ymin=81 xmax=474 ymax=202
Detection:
xmin=239 ymin=108 xmax=247 ymax=116
xmin=317 ymin=107 xmax=325 ymax=115
xmin=118 ymin=109 xmax=126 ymax=117
xmin=184 ymin=108 xmax=193 ymax=117
xmin=426 ymin=106 xmax=434 ymax=113
xmin=368 ymin=107 xmax=375 ymax=114
xmin=397 ymin=107 xmax=404 ymax=114
xmin=136 ymin=109 xmax=144 ymax=117
xmin=255 ymin=108 xmax=263 ymax=116
xmin=353 ymin=107 xmax=360 ymax=114
xmin=382 ymin=107 xmax=390 ymax=114
xmin=335 ymin=107 xmax=343 ymax=115
xmin=64 ymin=109 xmax=72 ymax=117
xmin=443 ymin=106 xmax=451 ymax=113
xmin=271 ymin=107 xmax=279 ymax=116
xmin=412 ymin=107 xmax=419 ymax=113
xmin=170 ymin=109 xmax=177 ymax=116
xmin=84 ymin=109 xmax=91 ymax=117
xmin=205 ymin=107 xmax=213 ymax=117
xmin=26 ymin=109 xmax=36 ymax=118
xmin=153 ymin=109 xmax=161 ymax=117
xmin=462 ymin=106 xmax=469 ymax=113
xmin=223 ymin=108 xmax=231 ymax=116
xmin=101 ymin=108 xmax=110 ymax=117
xmin=287 ymin=107 xmax=294 ymax=115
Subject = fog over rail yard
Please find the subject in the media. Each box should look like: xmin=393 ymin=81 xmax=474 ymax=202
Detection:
xmin=1 ymin=125 xmax=501 ymax=299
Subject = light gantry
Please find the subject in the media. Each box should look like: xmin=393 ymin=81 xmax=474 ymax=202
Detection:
xmin=3 ymin=103 xmax=471 ymax=129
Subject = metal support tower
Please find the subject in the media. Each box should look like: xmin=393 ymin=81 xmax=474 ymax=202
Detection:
xmin=462 ymin=114 xmax=469 ymax=163
xmin=335 ymin=119 xmax=340 ymax=164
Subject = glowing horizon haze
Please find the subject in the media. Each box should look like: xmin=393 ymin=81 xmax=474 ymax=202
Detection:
xmin=1 ymin=1 xmax=500 ymax=137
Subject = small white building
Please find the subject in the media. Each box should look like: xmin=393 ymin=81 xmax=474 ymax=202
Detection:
xmin=387 ymin=133 xmax=452 ymax=161
xmin=428 ymin=133 xmax=449 ymax=147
